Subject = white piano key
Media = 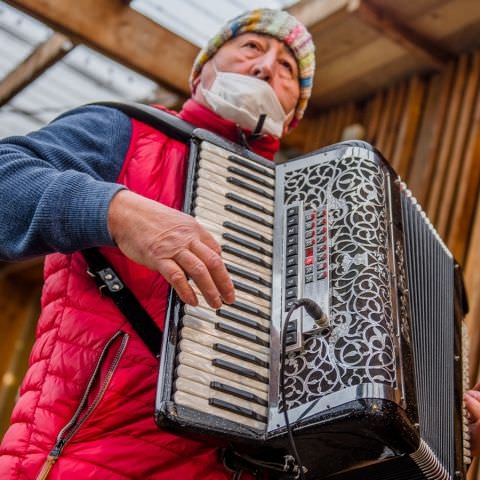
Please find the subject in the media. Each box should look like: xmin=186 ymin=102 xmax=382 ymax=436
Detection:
xmin=201 ymin=143 xmax=274 ymax=181
xmin=184 ymin=300 xmax=270 ymax=342
xmin=177 ymin=351 xmax=268 ymax=392
xmin=175 ymin=377 xmax=268 ymax=417
xmin=178 ymin=339 xmax=269 ymax=378
xmin=196 ymin=175 xmax=274 ymax=210
xmin=176 ymin=362 xmax=267 ymax=399
xmin=196 ymin=216 xmax=273 ymax=256
xmin=196 ymin=168 xmax=274 ymax=208
xmin=194 ymin=189 xmax=274 ymax=226
xmin=185 ymin=304 xmax=271 ymax=332
xmin=181 ymin=317 xmax=269 ymax=355
xmin=198 ymin=154 xmax=275 ymax=191
xmin=194 ymin=203 xmax=273 ymax=239
xmin=173 ymin=391 xmax=265 ymax=430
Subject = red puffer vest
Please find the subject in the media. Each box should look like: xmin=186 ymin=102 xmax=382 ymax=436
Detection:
xmin=0 ymin=99 xmax=279 ymax=479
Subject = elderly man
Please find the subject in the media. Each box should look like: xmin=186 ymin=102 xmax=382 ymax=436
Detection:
xmin=0 ymin=8 xmax=315 ymax=480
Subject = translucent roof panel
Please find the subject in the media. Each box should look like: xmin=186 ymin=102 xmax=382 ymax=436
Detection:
xmin=131 ymin=0 xmax=299 ymax=47
xmin=0 ymin=2 xmax=160 ymax=138
xmin=0 ymin=0 xmax=299 ymax=138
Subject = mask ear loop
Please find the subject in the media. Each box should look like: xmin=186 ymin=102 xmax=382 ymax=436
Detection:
xmin=250 ymin=113 xmax=267 ymax=140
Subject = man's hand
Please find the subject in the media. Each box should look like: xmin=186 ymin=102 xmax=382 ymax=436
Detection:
xmin=108 ymin=190 xmax=235 ymax=309
xmin=465 ymin=385 xmax=480 ymax=457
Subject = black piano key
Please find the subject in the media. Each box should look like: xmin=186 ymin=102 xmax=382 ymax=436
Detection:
xmin=222 ymin=245 xmax=272 ymax=269
xmin=209 ymin=397 xmax=268 ymax=423
xmin=223 ymin=221 xmax=273 ymax=246
xmin=212 ymin=358 xmax=269 ymax=384
xmin=227 ymin=176 xmax=274 ymax=201
xmin=227 ymin=166 xmax=274 ymax=190
xmin=210 ymin=381 xmax=268 ymax=407
xmin=231 ymin=279 xmax=271 ymax=302
xmin=223 ymin=232 xmax=272 ymax=257
xmin=213 ymin=343 xmax=269 ymax=368
xmin=217 ymin=307 xmax=270 ymax=334
xmin=227 ymin=154 xmax=275 ymax=179
xmin=229 ymin=299 xmax=270 ymax=320
xmin=225 ymin=263 xmax=272 ymax=288
xmin=225 ymin=192 xmax=273 ymax=216
xmin=224 ymin=204 xmax=273 ymax=228
xmin=215 ymin=322 xmax=269 ymax=347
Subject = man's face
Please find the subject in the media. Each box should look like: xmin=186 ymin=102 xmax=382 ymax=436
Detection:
xmin=193 ymin=33 xmax=300 ymax=128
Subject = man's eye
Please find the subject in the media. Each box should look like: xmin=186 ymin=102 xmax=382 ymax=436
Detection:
xmin=280 ymin=60 xmax=294 ymax=74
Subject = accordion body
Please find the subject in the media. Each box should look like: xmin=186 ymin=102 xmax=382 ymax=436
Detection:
xmin=155 ymin=128 xmax=470 ymax=479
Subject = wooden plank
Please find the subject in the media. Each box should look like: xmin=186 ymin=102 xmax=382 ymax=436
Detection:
xmin=0 ymin=281 xmax=39 ymax=437
xmin=6 ymin=0 xmax=198 ymax=94
xmin=426 ymin=53 xmax=469 ymax=222
xmin=407 ymin=64 xmax=454 ymax=204
xmin=384 ymin=81 xmax=407 ymax=161
xmin=448 ymin=57 xmax=480 ymax=263
xmin=438 ymin=52 xmax=480 ymax=239
xmin=288 ymin=0 xmax=351 ymax=30
xmin=465 ymin=192 xmax=480 ymax=388
xmin=391 ymin=76 xmax=425 ymax=178
xmin=0 ymin=32 xmax=73 ymax=107
xmin=348 ymin=0 xmax=450 ymax=70
xmin=375 ymin=84 xmax=396 ymax=154
xmin=365 ymin=90 xmax=383 ymax=143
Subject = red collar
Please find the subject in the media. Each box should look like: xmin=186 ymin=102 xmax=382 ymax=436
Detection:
xmin=177 ymin=99 xmax=280 ymax=161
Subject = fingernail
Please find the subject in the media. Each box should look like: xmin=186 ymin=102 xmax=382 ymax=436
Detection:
xmin=224 ymin=291 xmax=235 ymax=304
xmin=211 ymin=297 xmax=222 ymax=309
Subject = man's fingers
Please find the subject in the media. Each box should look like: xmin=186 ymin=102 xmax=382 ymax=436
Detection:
xmin=198 ymin=227 xmax=222 ymax=256
xmin=465 ymin=390 xmax=480 ymax=421
xmin=175 ymin=249 xmax=223 ymax=309
xmin=157 ymin=259 xmax=198 ymax=306
xmin=190 ymin=239 xmax=235 ymax=304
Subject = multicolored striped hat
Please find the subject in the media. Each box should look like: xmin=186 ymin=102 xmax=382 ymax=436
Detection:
xmin=190 ymin=8 xmax=315 ymax=130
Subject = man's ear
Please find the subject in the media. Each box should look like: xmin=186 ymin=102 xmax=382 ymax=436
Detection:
xmin=191 ymin=76 xmax=201 ymax=95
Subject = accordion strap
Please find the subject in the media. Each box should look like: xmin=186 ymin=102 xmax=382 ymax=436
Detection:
xmin=82 ymin=248 xmax=162 ymax=358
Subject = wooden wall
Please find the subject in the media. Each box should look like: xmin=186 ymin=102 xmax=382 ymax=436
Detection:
xmin=288 ymin=45 xmax=480 ymax=478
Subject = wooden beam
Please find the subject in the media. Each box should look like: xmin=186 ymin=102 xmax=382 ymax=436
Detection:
xmin=347 ymin=0 xmax=451 ymax=70
xmin=288 ymin=0 xmax=351 ymax=29
xmin=5 ymin=0 xmax=199 ymax=95
xmin=0 ymin=32 xmax=73 ymax=107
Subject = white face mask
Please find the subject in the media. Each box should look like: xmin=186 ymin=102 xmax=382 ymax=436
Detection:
xmin=200 ymin=61 xmax=292 ymax=138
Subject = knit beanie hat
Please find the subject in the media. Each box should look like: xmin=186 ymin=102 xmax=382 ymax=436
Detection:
xmin=190 ymin=8 xmax=315 ymax=129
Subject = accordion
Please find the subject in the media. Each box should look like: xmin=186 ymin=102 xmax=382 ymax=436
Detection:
xmin=151 ymin=119 xmax=470 ymax=478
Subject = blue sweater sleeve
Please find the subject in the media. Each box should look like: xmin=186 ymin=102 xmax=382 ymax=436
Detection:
xmin=0 ymin=105 xmax=132 ymax=260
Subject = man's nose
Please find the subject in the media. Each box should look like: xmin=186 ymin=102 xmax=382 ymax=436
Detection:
xmin=252 ymin=55 xmax=275 ymax=83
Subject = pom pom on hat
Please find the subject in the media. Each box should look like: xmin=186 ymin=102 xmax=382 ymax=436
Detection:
xmin=190 ymin=8 xmax=315 ymax=129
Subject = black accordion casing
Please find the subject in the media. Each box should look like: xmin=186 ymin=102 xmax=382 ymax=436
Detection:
xmin=155 ymin=129 xmax=470 ymax=480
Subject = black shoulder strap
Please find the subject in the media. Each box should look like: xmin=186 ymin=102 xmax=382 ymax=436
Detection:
xmin=82 ymin=248 xmax=163 ymax=357
xmin=91 ymin=101 xmax=195 ymax=143
xmin=81 ymin=102 xmax=196 ymax=358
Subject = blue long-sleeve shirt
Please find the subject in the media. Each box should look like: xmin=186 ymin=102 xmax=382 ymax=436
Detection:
xmin=0 ymin=105 xmax=132 ymax=260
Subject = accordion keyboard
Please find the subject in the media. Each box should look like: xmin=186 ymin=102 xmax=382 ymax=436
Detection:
xmin=173 ymin=141 xmax=275 ymax=430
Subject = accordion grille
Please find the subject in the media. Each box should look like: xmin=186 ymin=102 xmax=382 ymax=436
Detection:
xmin=401 ymin=192 xmax=454 ymax=476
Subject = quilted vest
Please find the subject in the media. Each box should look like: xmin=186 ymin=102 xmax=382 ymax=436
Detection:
xmin=0 ymin=99 xmax=279 ymax=479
